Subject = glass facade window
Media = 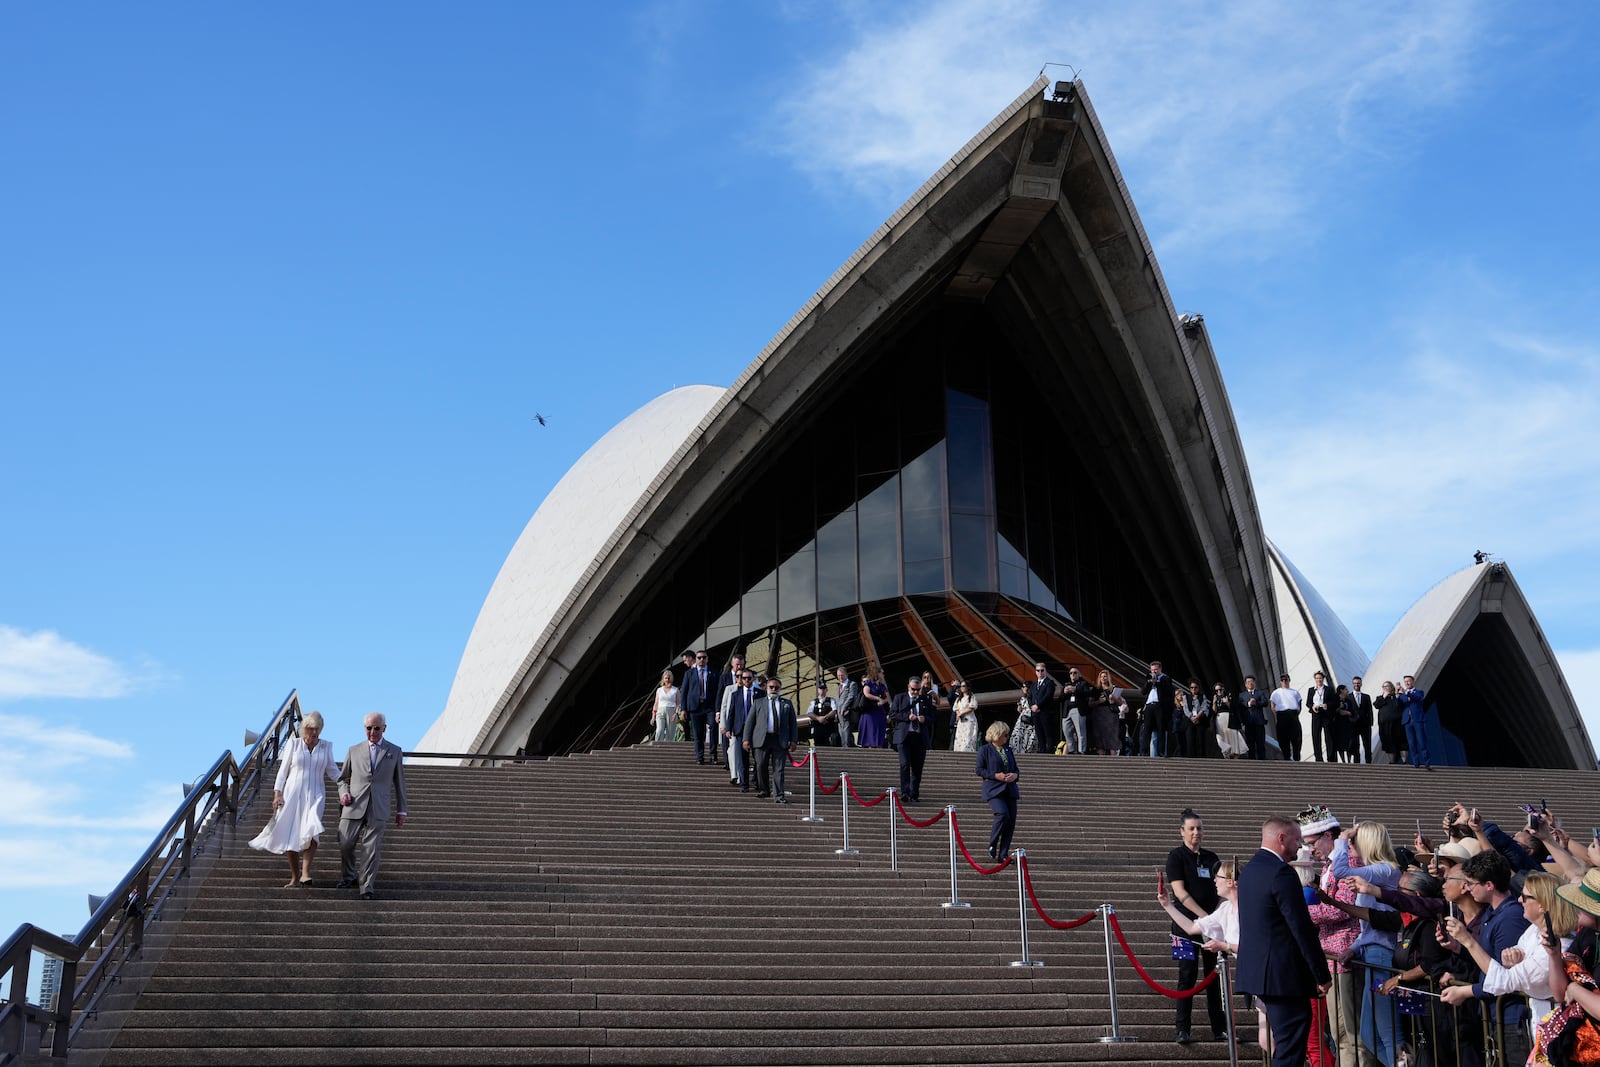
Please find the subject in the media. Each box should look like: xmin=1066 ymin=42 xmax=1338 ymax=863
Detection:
xmin=533 ymin=301 xmax=1196 ymax=756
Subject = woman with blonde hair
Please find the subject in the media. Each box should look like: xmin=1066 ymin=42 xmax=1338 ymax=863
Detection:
xmin=1329 ymin=821 xmax=1401 ymax=1066
xmin=651 ymin=670 xmax=680 ymax=742
xmin=249 ymin=710 xmax=343 ymax=888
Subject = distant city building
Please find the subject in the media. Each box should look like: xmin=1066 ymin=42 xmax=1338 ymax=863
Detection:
xmin=419 ymin=79 xmax=1591 ymax=770
xmin=38 ymin=955 xmax=64 ymax=1012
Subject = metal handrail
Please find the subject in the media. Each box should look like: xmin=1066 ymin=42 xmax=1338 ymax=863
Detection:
xmin=0 ymin=689 xmax=303 ymax=1063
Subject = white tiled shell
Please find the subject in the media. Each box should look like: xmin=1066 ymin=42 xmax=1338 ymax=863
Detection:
xmin=417 ymin=385 xmax=725 ymax=757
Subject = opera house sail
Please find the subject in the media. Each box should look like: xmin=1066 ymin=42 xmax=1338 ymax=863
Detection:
xmin=419 ymin=79 xmax=1591 ymax=770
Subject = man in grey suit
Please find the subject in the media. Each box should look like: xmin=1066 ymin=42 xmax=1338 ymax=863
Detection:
xmin=834 ymin=665 xmax=860 ymax=748
xmin=743 ymin=677 xmax=797 ymax=804
xmin=337 ymin=711 xmax=407 ymax=899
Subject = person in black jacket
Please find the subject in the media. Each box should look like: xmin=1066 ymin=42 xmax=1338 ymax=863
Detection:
xmin=1027 ymin=662 xmax=1060 ymax=756
xmin=1237 ymin=675 xmax=1270 ymax=761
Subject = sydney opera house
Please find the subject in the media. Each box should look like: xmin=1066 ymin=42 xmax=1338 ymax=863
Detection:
xmin=419 ymin=79 xmax=1590 ymax=771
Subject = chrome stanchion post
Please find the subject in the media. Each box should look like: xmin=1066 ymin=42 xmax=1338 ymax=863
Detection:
xmin=834 ymin=772 xmax=859 ymax=855
xmin=888 ymin=788 xmax=899 ymax=872
xmin=800 ymin=750 xmax=823 ymax=823
xmin=1219 ymin=950 xmax=1238 ymax=1067
xmin=1008 ymin=849 xmax=1043 ymax=967
xmin=940 ymin=805 xmax=971 ymax=909
xmin=1098 ymin=904 xmax=1137 ymax=1043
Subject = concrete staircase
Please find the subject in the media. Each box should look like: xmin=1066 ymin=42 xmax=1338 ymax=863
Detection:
xmin=70 ymin=745 xmax=1600 ymax=1065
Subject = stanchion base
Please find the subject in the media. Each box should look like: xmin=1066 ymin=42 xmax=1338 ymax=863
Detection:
xmin=1097 ymin=1036 xmax=1139 ymax=1044
xmin=940 ymin=901 xmax=973 ymax=909
xmin=800 ymin=816 xmax=824 ymax=823
xmin=835 ymin=848 xmax=860 ymax=855
xmin=1008 ymin=960 xmax=1045 ymax=967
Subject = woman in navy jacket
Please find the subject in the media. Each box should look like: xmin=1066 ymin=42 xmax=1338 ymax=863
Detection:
xmin=976 ymin=721 xmax=1021 ymax=861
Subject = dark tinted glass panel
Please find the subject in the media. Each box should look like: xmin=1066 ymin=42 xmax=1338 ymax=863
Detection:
xmin=903 ymin=558 xmax=944 ymax=595
xmin=743 ymin=568 xmax=777 ymax=633
xmin=816 ymin=508 xmax=857 ymax=610
xmin=998 ymin=534 xmax=1028 ymax=600
xmin=951 ymin=512 xmax=992 ymax=592
xmin=778 ymin=542 xmax=817 ymax=621
xmin=946 ymin=389 xmax=990 ymax=512
xmin=857 ymin=476 xmax=899 ymax=601
xmin=900 ymin=442 xmax=944 ymax=565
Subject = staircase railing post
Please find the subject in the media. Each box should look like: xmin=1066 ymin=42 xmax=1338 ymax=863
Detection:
xmin=834 ymin=773 xmax=859 ymax=855
xmin=1098 ymin=904 xmax=1137 ymax=1043
xmin=1008 ymin=849 xmax=1042 ymax=967
xmin=800 ymin=750 xmax=822 ymax=824
xmin=1219 ymin=950 xmax=1238 ymax=1067
xmin=940 ymin=805 xmax=970 ymax=909
xmin=888 ymin=788 xmax=898 ymax=872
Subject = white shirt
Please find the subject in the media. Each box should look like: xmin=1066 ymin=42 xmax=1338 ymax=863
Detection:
xmin=1270 ymin=687 xmax=1302 ymax=712
xmin=1482 ymin=922 xmax=1568 ymax=1020
xmin=1195 ymin=898 xmax=1240 ymax=950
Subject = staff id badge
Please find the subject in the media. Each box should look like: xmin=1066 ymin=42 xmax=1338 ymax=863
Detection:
xmin=1197 ymin=866 xmax=1211 ymax=878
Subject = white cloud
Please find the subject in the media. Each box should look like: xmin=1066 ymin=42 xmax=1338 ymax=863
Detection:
xmin=773 ymin=0 xmax=1482 ymax=255
xmin=0 ymin=625 xmax=141 ymax=702
xmin=1248 ymin=269 xmax=1600 ymax=649
xmin=0 ymin=835 xmax=160 ymax=891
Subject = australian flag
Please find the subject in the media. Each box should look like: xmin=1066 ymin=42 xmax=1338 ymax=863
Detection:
xmin=1171 ymin=935 xmax=1196 ymax=960
xmin=1395 ymin=988 xmax=1428 ymax=1016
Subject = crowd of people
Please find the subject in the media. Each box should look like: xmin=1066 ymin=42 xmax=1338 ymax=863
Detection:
xmin=1157 ymin=799 xmax=1600 ymax=1066
xmin=651 ymin=650 xmax=1438 ymax=767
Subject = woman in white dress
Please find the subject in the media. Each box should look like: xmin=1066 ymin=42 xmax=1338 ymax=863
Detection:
xmin=652 ymin=671 xmax=680 ymax=742
xmin=951 ymin=681 xmax=980 ymax=752
xmin=249 ymin=710 xmax=342 ymax=888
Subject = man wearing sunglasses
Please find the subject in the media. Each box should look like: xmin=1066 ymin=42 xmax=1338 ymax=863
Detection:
xmin=338 ymin=712 xmax=407 ymax=900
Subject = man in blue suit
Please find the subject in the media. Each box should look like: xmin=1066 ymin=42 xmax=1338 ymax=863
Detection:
xmin=679 ymin=650 xmax=718 ymax=765
xmin=1398 ymin=675 xmax=1431 ymax=769
xmin=1235 ymin=815 xmax=1331 ymax=1067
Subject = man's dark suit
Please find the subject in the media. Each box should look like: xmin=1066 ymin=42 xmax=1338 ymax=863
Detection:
xmin=1305 ymin=681 xmax=1333 ymax=761
xmin=720 ymin=683 xmax=757 ymax=789
xmin=888 ymin=689 xmax=934 ymax=801
xmin=1235 ymin=846 xmax=1331 ymax=1067
xmin=680 ymin=664 xmax=718 ymax=764
xmin=1138 ymin=672 xmax=1177 ymax=757
xmin=1028 ymin=674 xmax=1060 ymax=756
xmin=1348 ymin=689 xmax=1373 ymax=763
xmin=1237 ymin=686 xmax=1270 ymax=761
xmin=742 ymin=693 xmax=796 ymax=800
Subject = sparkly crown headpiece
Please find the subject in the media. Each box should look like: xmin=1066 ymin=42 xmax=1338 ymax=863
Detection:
xmin=1296 ymin=804 xmax=1340 ymax=836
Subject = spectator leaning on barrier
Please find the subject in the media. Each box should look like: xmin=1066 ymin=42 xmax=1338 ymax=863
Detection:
xmin=1164 ymin=807 xmax=1228 ymax=1045
xmin=1328 ymin=821 xmax=1401 ymax=1067
xmin=1298 ymin=805 xmax=1362 ymax=1067
xmin=1442 ymin=848 xmax=1533 ymax=1064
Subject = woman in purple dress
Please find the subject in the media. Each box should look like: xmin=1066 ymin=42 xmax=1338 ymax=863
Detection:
xmin=856 ymin=665 xmax=890 ymax=748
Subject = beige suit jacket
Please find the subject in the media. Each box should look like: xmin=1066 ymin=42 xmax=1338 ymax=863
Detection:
xmin=339 ymin=739 xmax=406 ymax=824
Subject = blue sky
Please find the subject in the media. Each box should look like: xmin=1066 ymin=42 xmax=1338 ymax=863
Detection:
xmin=4 ymin=2 xmax=1599 ymax=946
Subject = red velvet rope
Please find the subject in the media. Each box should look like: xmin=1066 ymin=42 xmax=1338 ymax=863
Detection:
xmin=845 ymin=775 xmax=888 ymax=807
xmin=789 ymin=750 xmax=811 ymax=769
xmin=1016 ymin=854 xmax=1097 ymax=929
xmin=947 ymin=810 xmax=1010 ymax=874
xmin=1105 ymin=912 xmax=1219 ymax=998
xmin=892 ymin=791 xmax=946 ymax=828
xmin=816 ymin=763 xmax=840 ymax=794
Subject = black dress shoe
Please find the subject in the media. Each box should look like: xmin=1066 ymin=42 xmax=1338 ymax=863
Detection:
xmin=740 ymin=786 xmax=749 ymax=793
xmin=1175 ymin=1031 xmax=1193 ymax=1045
xmin=775 ymin=797 xmax=788 ymax=805
xmin=360 ymin=891 xmax=376 ymax=900
xmin=335 ymin=879 xmax=357 ymax=889
xmin=755 ymin=791 xmax=770 ymax=798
